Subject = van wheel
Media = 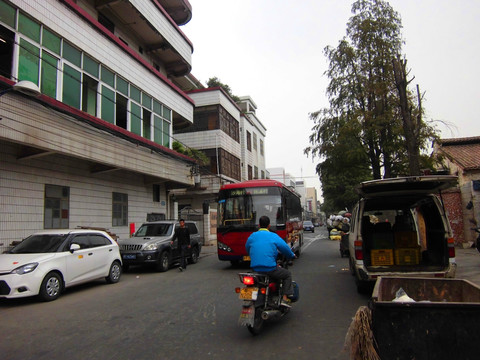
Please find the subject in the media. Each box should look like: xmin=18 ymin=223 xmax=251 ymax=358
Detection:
xmin=355 ymin=278 xmax=372 ymax=295
xmin=156 ymin=251 xmax=170 ymax=272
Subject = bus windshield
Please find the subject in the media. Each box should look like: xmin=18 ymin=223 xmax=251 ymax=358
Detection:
xmin=218 ymin=187 xmax=284 ymax=226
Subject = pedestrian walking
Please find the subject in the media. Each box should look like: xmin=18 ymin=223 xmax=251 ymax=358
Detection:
xmin=172 ymin=219 xmax=190 ymax=271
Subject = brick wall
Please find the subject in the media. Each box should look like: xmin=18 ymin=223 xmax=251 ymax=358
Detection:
xmin=442 ymin=190 xmax=464 ymax=244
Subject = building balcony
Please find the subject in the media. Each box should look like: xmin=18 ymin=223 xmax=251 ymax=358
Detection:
xmin=86 ymin=0 xmax=193 ymax=77
xmin=157 ymin=0 xmax=193 ymax=25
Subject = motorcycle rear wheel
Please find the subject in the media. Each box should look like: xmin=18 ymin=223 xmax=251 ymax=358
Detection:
xmin=247 ymin=308 xmax=264 ymax=335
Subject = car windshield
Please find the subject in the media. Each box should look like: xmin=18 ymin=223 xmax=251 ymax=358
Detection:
xmin=135 ymin=224 xmax=172 ymax=237
xmin=10 ymin=234 xmax=67 ymax=254
xmin=304 ymin=221 xmax=313 ymax=226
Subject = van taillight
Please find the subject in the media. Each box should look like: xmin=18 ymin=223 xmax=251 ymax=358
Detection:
xmin=354 ymin=240 xmax=363 ymax=260
xmin=447 ymin=237 xmax=455 ymax=258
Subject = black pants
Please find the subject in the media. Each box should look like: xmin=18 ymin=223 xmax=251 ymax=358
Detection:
xmin=180 ymin=245 xmax=189 ymax=269
xmin=266 ymin=266 xmax=293 ymax=296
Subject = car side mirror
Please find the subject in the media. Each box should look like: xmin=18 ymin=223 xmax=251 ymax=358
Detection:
xmin=70 ymin=243 xmax=81 ymax=253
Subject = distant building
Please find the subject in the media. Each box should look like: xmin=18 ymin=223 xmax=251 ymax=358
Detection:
xmin=172 ymin=88 xmax=267 ymax=244
xmin=267 ymin=167 xmax=296 ymax=189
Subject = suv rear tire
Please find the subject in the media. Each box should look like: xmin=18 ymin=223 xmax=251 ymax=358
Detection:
xmin=189 ymin=246 xmax=199 ymax=264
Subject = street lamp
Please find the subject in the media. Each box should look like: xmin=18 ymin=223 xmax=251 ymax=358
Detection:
xmin=0 ymin=80 xmax=41 ymax=97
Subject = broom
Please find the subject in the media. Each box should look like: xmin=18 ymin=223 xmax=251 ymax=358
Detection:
xmin=344 ymin=306 xmax=381 ymax=360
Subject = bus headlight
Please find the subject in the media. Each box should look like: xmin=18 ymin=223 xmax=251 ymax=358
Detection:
xmin=217 ymin=242 xmax=232 ymax=252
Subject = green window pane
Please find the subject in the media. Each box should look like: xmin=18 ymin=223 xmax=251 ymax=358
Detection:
xmin=0 ymin=0 xmax=16 ymax=28
xmin=153 ymin=100 xmax=162 ymax=115
xmin=41 ymin=51 xmax=57 ymax=98
xmin=63 ymin=41 xmax=81 ymax=67
xmin=154 ymin=115 xmax=162 ymax=144
xmin=163 ymin=120 xmax=170 ymax=147
xmin=130 ymin=85 xmax=140 ymax=103
xmin=83 ymin=54 xmax=99 ymax=78
xmin=18 ymin=13 xmax=40 ymax=42
xmin=116 ymin=76 xmax=128 ymax=96
xmin=63 ymin=64 xmax=81 ymax=109
xmin=130 ymin=103 xmax=142 ymax=136
xmin=100 ymin=66 xmax=114 ymax=87
xmin=42 ymin=28 xmax=61 ymax=55
xmin=82 ymin=75 xmax=98 ymax=116
xmin=18 ymin=39 xmax=40 ymax=85
xmin=162 ymin=107 xmax=172 ymax=121
xmin=143 ymin=109 xmax=151 ymax=139
xmin=142 ymin=93 xmax=152 ymax=109
xmin=101 ymin=85 xmax=115 ymax=123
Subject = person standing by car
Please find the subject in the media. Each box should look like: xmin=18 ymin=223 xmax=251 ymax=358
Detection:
xmin=246 ymin=216 xmax=296 ymax=307
xmin=172 ymin=219 xmax=190 ymax=271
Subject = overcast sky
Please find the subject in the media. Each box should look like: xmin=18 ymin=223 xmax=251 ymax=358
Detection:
xmin=182 ymin=0 xmax=480 ymax=198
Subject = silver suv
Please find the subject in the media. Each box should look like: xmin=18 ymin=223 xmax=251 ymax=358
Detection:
xmin=118 ymin=220 xmax=202 ymax=272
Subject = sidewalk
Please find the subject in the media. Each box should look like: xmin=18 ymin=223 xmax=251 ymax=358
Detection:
xmin=455 ymin=246 xmax=480 ymax=286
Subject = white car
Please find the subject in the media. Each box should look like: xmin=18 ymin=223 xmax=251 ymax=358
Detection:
xmin=0 ymin=229 xmax=122 ymax=301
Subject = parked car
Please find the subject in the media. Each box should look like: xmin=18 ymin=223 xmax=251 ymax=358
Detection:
xmin=303 ymin=220 xmax=315 ymax=233
xmin=348 ymin=175 xmax=458 ymax=293
xmin=0 ymin=229 xmax=122 ymax=301
xmin=118 ymin=220 xmax=202 ymax=272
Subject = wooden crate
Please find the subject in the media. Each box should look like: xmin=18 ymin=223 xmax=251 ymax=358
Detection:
xmin=371 ymin=249 xmax=394 ymax=266
xmin=395 ymin=247 xmax=421 ymax=265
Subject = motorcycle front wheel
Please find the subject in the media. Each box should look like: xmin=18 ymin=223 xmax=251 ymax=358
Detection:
xmin=247 ymin=307 xmax=264 ymax=335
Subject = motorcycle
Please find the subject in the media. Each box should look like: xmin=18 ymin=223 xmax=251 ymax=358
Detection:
xmin=236 ymin=259 xmax=299 ymax=335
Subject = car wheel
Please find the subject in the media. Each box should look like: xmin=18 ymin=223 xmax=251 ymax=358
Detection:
xmin=38 ymin=272 xmax=62 ymax=302
xmin=106 ymin=261 xmax=122 ymax=284
xmin=156 ymin=251 xmax=170 ymax=272
xmin=189 ymin=246 xmax=199 ymax=264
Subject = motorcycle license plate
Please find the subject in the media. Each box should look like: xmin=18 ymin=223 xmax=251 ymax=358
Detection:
xmin=239 ymin=287 xmax=258 ymax=300
xmin=238 ymin=304 xmax=255 ymax=326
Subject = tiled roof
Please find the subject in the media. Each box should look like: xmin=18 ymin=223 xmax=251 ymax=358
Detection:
xmin=437 ymin=137 xmax=480 ymax=171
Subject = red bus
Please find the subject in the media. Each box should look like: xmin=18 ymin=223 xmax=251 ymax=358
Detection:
xmin=217 ymin=179 xmax=303 ymax=264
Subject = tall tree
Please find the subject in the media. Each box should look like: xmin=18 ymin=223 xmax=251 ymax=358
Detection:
xmin=306 ymin=0 xmax=438 ymax=190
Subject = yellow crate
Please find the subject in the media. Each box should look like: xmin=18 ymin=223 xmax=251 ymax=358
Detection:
xmin=395 ymin=247 xmax=421 ymax=265
xmin=371 ymin=249 xmax=394 ymax=266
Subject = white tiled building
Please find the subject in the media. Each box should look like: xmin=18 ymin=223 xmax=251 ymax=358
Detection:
xmin=0 ymin=0 xmax=198 ymax=251
xmin=238 ymin=96 xmax=267 ymax=181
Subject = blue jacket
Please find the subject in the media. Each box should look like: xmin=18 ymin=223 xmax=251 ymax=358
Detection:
xmin=245 ymin=228 xmax=295 ymax=272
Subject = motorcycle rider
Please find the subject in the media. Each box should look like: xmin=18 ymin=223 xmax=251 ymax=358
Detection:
xmin=245 ymin=215 xmax=296 ymax=307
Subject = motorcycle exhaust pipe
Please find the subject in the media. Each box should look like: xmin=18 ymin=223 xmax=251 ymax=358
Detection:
xmin=261 ymin=310 xmax=281 ymax=320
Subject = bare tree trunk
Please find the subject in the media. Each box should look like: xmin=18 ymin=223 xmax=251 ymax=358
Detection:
xmin=392 ymin=56 xmax=421 ymax=176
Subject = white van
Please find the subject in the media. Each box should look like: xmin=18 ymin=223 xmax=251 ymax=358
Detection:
xmin=348 ymin=176 xmax=458 ymax=293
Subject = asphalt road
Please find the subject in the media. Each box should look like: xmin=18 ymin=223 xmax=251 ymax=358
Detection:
xmin=0 ymin=228 xmax=369 ymax=360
